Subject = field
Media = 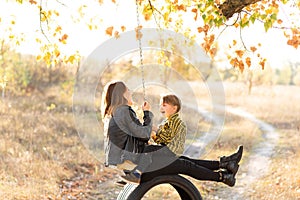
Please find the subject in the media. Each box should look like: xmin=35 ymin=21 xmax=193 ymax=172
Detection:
xmin=0 ymin=82 xmax=299 ymax=200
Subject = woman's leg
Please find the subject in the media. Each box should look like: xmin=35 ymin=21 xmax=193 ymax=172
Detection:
xmin=141 ymin=156 xmax=221 ymax=182
xmin=179 ymin=155 xmax=220 ymax=171
xmin=136 ymin=145 xmax=164 ymax=172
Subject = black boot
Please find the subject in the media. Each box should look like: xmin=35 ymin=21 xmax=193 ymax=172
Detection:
xmin=219 ymin=160 xmax=239 ymax=175
xmin=220 ymin=145 xmax=243 ymax=163
xmin=220 ymin=171 xmax=236 ymax=187
xmin=219 ymin=146 xmax=243 ymax=175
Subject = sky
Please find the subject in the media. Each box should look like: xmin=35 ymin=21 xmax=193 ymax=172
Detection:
xmin=0 ymin=0 xmax=300 ymax=68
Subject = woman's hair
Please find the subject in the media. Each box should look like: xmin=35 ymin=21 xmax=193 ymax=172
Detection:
xmin=162 ymin=94 xmax=181 ymax=112
xmin=103 ymin=81 xmax=128 ymax=117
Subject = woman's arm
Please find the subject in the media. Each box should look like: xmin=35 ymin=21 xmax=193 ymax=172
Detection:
xmin=113 ymin=105 xmax=153 ymax=140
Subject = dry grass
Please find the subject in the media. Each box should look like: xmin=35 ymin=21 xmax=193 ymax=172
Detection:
xmin=0 ymin=82 xmax=299 ymax=199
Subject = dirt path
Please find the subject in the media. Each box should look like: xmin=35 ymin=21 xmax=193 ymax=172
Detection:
xmin=205 ymin=106 xmax=279 ymax=199
xmin=181 ymin=101 xmax=279 ymax=199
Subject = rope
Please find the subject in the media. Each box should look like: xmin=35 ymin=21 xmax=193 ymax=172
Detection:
xmin=135 ymin=0 xmax=146 ymax=101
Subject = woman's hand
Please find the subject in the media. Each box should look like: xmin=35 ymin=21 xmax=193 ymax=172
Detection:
xmin=142 ymin=101 xmax=151 ymax=111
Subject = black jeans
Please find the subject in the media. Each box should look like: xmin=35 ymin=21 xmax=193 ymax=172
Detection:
xmin=140 ymin=149 xmax=221 ymax=183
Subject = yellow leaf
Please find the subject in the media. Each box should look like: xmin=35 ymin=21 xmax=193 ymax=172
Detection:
xmin=230 ymin=58 xmax=238 ymax=67
xmin=233 ymin=40 xmax=237 ymax=46
xmin=135 ymin=25 xmax=143 ymax=40
xmin=177 ymin=4 xmax=186 ymax=11
xmin=29 ymin=0 xmax=37 ymax=4
xmin=197 ymin=27 xmax=203 ymax=33
xmin=59 ymin=34 xmax=68 ymax=44
xmin=121 ymin=26 xmax=126 ymax=32
xmin=54 ymin=49 xmax=60 ymax=57
xmin=114 ymin=31 xmax=120 ymax=38
xmin=277 ymin=19 xmax=283 ymax=24
xmin=163 ymin=12 xmax=169 ymax=21
xmin=239 ymin=61 xmax=245 ymax=72
xmin=192 ymin=8 xmax=198 ymax=20
xmin=209 ymin=47 xmax=217 ymax=57
xmin=250 ymin=46 xmax=257 ymax=52
xmin=265 ymin=9 xmax=272 ymax=14
xmin=105 ymin=26 xmax=114 ymax=36
xmin=235 ymin=50 xmax=244 ymax=58
xmin=144 ymin=13 xmax=151 ymax=21
xmin=68 ymin=55 xmax=76 ymax=64
xmin=246 ymin=57 xmax=251 ymax=67
xmin=165 ymin=60 xmax=171 ymax=67
xmin=259 ymin=59 xmax=266 ymax=70
xmin=55 ymin=26 xmax=62 ymax=33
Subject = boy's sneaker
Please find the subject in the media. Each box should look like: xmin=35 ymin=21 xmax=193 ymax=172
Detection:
xmin=121 ymin=171 xmax=141 ymax=184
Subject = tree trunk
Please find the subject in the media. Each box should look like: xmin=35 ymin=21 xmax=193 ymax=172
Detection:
xmin=219 ymin=0 xmax=262 ymax=19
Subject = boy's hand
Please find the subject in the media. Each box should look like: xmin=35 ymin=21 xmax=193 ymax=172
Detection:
xmin=151 ymin=131 xmax=156 ymax=140
xmin=142 ymin=101 xmax=151 ymax=111
xmin=152 ymin=125 xmax=158 ymax=132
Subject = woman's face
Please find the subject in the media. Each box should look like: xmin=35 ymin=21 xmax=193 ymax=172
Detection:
xmin=123 ymin=87 xmax=133 ymax=105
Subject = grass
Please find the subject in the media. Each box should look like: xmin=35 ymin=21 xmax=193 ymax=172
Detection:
xmin=0 ymin=82 xmax=299 ymax=199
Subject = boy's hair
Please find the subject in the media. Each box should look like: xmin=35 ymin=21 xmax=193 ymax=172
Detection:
xmin=162 ymin=94 xmax=181 ymax=112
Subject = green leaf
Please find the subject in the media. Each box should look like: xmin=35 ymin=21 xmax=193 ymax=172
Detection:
xmin=264 ymin=20 xmax=272 ymax=32
xmin=260 ymin=14 xmax=267 ymax=20
xmin=270 ymin=13 xmax=277 ymax=21
xmin=249 ymin=15 xmax=256 ymax=24
xmin=241 ymin=21 xmax=249 ymax=28
xmin=214 ymin=17 xmax=224 ymax=27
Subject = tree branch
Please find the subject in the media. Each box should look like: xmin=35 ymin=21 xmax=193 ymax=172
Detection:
xmin=219 ymin=0 xmax=262 ymax=19
xmin=39 ymin=0 xmax=50 ymax=43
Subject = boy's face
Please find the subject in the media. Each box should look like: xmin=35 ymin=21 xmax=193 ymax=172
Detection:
xmin=159 ymin=101 xmax=177 ymax=118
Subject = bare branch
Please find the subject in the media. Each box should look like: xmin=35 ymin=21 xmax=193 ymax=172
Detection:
xmin=148 ymin=0 xmax=161 ymax=29
xmin=39 ymin=0 xmax=50 ymax=43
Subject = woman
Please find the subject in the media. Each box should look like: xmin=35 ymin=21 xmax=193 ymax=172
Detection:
xmin=102 ymin=81 xmax=153 ymax=169
xmin=103 ymin=81 xmax=242 ymax=187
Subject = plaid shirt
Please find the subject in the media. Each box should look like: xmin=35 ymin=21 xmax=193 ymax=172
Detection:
xmin=154 ymin=113 xmax=187 ymax=156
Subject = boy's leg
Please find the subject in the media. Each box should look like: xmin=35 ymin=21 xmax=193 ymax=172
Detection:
xmin=141 ymin=156 xmax=236 ymax=187
xmin=179 ymin=155 xmax=219 ymax=170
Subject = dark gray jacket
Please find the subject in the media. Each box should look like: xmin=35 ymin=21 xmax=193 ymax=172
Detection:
xmin=105 ymin=105 xmax=153 ymax=166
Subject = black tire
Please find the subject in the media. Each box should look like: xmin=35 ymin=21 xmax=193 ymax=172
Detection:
xmin=117 ymin=175 xmax=202 ymax=200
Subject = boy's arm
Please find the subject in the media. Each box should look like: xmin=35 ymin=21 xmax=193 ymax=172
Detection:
xmin=154 ymin=119 xmax=178 ymax=144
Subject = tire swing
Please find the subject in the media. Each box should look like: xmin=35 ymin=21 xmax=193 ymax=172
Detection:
xmin=117 ymin=1 xmax=202 ymax=200
xmin=117 ymin=175 xmax=202 ymax=200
